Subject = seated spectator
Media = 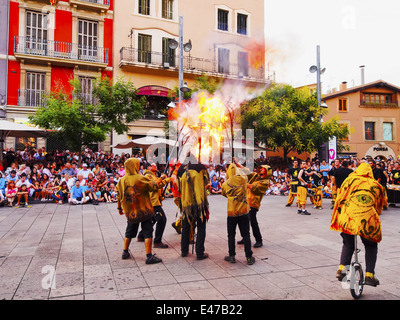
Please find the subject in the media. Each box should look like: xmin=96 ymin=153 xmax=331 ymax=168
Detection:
xmin=69 ymin=179 xmax=89 ymax=205
xmin=5 ymin=180 xmax=18 ymax=207
xmin=109 ymin=183 xmax=117 ymax=202
xmin=0 ymin=172 xmax=6 ymax=198
xmin=50 ymin=181 xmax=70 ymax=204
xmin=78 ymin=163 xmax=93 ymax=179
xmin=31 ymin=180 xmax=42 ymax=201
xmin=210 ymin=175 xmax=221 ymax=194
xmin=6 ymin=170 xmax=18 ymax=183
xmin=16 ymin=184 xmax=30 ymax=207
xmin=60 ymin=162 xmax=76 ymax=177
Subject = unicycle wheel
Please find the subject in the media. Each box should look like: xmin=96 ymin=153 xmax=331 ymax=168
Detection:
xmin=350 ymin=265 xmax=364 ymax=299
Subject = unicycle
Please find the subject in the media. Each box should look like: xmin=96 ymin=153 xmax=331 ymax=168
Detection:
xmin=349 ymin=236 xmax=364 ymax=299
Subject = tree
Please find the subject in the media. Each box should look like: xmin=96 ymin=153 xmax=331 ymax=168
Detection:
xmin=29 ymin=76 xmax=145 ymax=165
xmin=240 ymin=83 xmax=350 ymax=162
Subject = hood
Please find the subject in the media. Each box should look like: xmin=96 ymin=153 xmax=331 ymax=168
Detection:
xmin=143 ymin=169 xmax=155 ymax=176
xmin=226 ymin=163 xmax=238 ymax=179
xmin=124 ymin=158 xmax=140 ymax=175
xmin=352 ymin=162 xmax=373 ymax=179
xmin=259 ymin=165 xmax=272 ymax=180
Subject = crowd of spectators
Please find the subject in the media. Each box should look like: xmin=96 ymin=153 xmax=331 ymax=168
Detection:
xmin=1 ymin=146 xmax=397 ymax=207
xmin=0 ymin=147 xmax=147 ymax=207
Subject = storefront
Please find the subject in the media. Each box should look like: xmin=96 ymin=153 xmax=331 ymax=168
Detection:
xmin=365 ymin=142 xmax=395 ymax=161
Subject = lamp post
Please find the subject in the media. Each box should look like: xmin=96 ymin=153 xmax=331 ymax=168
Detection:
xmin=309 ymin=45 xmax=328 ymax=161
xmin=168 ymin=15 xmax=192 ymax=106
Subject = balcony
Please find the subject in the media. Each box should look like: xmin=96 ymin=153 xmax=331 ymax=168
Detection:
xmin=18 ymin=89 xmax=46 ymax=107
xmin=69 ymin=0 xmax=110 ymax=13
xmin=14 ymin=36 xmax=109 ymax=68
xmin=360 ymin=101 xmax=399 ymax=108
xmin=119 ymin=47 xmax=267 ymax=83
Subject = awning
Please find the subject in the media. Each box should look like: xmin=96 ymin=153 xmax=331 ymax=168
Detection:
xmin=112 ymin=136 xmax=176 ymax=149
xmin=137 ymin=85 xmax=171 ymax=97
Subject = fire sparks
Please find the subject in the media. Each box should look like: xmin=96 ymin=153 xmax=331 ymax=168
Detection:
xmin=168 ymin=91 xmax=231 ymax=162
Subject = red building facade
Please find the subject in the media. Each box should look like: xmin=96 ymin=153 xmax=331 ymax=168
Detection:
xmin=6 ymin=0 xmax=113 ymax=150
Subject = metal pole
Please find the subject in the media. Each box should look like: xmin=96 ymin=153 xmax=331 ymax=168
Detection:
xmin=179 ymin=15 xmax=183 ymax=105
xmin=316 ymin=45 xmax=321 ymax=106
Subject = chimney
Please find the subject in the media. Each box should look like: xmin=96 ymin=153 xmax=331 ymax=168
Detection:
xmin=359 ymin=65 xmax=365 ymax=85
xmin=339 ymin=81 xmax=347 ymax=91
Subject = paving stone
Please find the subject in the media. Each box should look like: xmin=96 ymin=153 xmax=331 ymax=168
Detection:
xmin=0 ymin=195 xmax=398 ymax=301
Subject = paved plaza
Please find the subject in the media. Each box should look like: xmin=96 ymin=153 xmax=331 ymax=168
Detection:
xmin=0 ymin=194 xmax=399 ymax=301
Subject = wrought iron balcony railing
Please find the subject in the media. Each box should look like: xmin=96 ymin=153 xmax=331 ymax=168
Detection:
xmin=360 ymin=100 xmax=399 ymax=108
xmin=76 ymin=0 xmax=110 ymax=5
xmin=14 ymin=36 xmax=109 ymax=65
xmin=119 ymin=47 xmax=266 ymax=82
xmin=18 ymin=89 xmax=46 ymax=107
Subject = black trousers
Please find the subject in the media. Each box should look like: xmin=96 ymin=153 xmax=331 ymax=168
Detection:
xmin=227 ymin=214 xmax=253 ymax=258
xmin=340 ymin=233 xmax=378 ymax=274
xmin=248 ymin=207 xmax=262 ymax=243
xmin=138 ymin=205 xmax=166 ymax=244
xmin=181 ymin=213 xmax=206 ymax=257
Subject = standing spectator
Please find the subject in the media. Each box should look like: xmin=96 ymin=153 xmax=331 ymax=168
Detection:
xmin=390 ymin=162 xmax=400 ymax=185
xmin=319 ymin=159 xmax=331 ymax=184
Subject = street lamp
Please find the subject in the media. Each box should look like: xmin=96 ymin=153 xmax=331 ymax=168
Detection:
xmin=310 ymin=45 xmax=328 ymax=161
xmin=169 ymin=15 xmax=192 ymax=106
xmin=309 ymin=45 xmax=326 ymax=107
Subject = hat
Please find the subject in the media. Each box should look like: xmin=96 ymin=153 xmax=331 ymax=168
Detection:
xmin=82 ymin=163 xmax=88 ymax=167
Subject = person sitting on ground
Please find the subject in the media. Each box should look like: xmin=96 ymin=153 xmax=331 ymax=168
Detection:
xmin=51 ymin=181 xmax=70 ymax=204
xmin=69 ymin=179 xmax=89 ymax=205
xmin=210 ymin=175 xmax=222 ymax=194
xmin=16 ymin=184 xmax=29 ymax=207
xmin=5 ymin=180 xmax=18 ymax=207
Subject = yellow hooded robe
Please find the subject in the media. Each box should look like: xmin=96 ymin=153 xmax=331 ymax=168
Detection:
xmin=330 ymin=163 xmax=386 ymax=243
xmin=116 ymin=158 xmax=159 ymax=223
xmin=247 ymin=165 xmax=272 ymax=210
xmin=221 ymin=163 xmax=250 ymax=217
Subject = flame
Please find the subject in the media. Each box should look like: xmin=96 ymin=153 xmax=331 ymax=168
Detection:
xmin=245 ymin=39 xmax=266 ymax=70
xmin=171 ymin=92 xmax=231 ymax=162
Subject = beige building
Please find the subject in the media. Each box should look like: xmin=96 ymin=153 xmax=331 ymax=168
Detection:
xmin=111 ymin=0 xmax=267 ymax=153
xmin=323 ymin=80 xmax=400 ymax=160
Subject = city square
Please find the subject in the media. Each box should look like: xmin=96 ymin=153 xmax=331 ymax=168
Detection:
xmin=1 ymin=0 xmax=400 ymax=308
xmin=0 ymin=194 xmax=399 ymax=301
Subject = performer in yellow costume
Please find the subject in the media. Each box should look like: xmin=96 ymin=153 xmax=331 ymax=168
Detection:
xmin=331 ymin=163 xmax=387 ymax=286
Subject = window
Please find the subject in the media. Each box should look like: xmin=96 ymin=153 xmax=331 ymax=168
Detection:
xmin=79 ymin=76 xmax=95 ymax=104
xmin=78 ymin=20 xmax=98 ymax=58
xmin=26 ymin=11 xmax=48 ymax=52
xmin=238 ymin=51 xmax=249 ymax=77
xmin=162 ymin=37 xmax=175 ymax=67
xmin=139 ymin=0 xmax=150 ymax=15
xmin=237 ymin=13 xmax=247 ymax=35
xmin=363 ymin=93 xmax=393 ymax=104
xmin=138 ymin=34 xmax=152 ymax=63
xmin=383 ymin=122 xmax=393 ymax=141
xmin=26 ymin=72 xmax=45 ymax=106
xmin=162 ymin=0 xmax=173 ymax=20
xmin=365 ymin=122 xmax=375 ymax=140
xmin=218 ymin=9 xmax=229 ymax=31
xmin=338 ymin=98 xmax=347 ymax=112
xmin=218 ymin=48 xmax=230 ymax=74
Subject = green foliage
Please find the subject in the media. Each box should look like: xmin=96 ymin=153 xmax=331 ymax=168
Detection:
xmin=240 ymin=83 xmax=350 ymax=160
xmin=29 ymin=76 xmax=145 ymax=153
